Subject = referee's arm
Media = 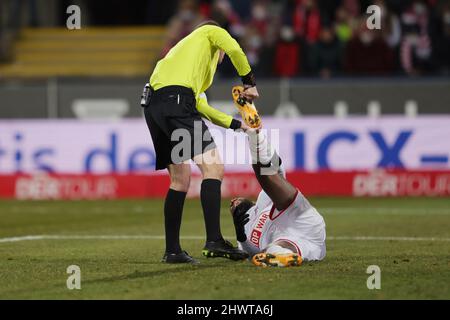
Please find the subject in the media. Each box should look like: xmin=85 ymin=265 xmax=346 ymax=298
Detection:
xmin=197 ymin=93 xmax=241 ymax=130
xmin=206 ymin=26 xmax=255 ymax=86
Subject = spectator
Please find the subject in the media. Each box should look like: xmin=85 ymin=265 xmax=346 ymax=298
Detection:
xmin=156 ymin=0 xmax=450 ymax=78
xmin=273 ymin=26 xmax=301 ymax=77
xmin=285 ymin=0 xmax=322 ymax=44
xmin=340 ymin=0 xmax=361 ymax=19
xmin=317 ymin=0 xmax=340 ymax=26
xmin=344 ymin=20 xmax=395 ymax=75
xmin=199 ymin=0 xmax=212 ymax=18
xmin=161 ymin=0 xmax=204 ymax=57
xmin=433 ymin=2 xmax=450 ymax=74
xmin=239 ymin=1 xmax=274 ymax=75
xmin=399 ymin=0 xmax=433 ymax=75
xmin=335 ymin=6 xmax=356 ymax=44
xmin=249 ymin=1 xmax=270 ymax=36
xmin=308 ymin=27 xmax=342 ymax=78
xmin=375 ymin=0 xmax=402 ymax=49
xmin=241 ymin=25 xmax=263 ymax=68
xmin=229 ymin=0 xmax=252 ymax=21
xmin=210 ymin=0 xmax=243 ymax=36
xmin=247 ymin=1 xmax=282 ymax=46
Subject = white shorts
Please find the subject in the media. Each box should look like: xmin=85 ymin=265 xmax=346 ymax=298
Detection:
xmin=269 ymin=198 xmax=326 ymax=262
xmin=271 ymin=234 xmax=326 ymax=262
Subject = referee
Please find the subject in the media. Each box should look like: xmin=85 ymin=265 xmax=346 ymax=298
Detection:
xmin=143 ymin=20 xmax=259 ymax=264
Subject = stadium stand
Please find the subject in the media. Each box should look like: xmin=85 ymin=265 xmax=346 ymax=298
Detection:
xmin=0 ymin=26 xmax=166 ymax=78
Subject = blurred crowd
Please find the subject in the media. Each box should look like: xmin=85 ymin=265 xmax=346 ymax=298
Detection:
xmin=2 ymin=0 xmax=449 ymax=77
xmin=163 ymin=0 xmax=450 ymax=78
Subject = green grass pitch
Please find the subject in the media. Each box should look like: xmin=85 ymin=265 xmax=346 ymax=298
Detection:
xmin=0 ymin=197 xmax=449 ymax=299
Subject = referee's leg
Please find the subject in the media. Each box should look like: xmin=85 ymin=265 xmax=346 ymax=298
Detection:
xmin=143 ymin=99 xmax=197 ymax=263
xmin=193 ymin=148 xmax=224 ymax=242
xmin=165 ymin=162 xmax=191 ymax=254
xmin=193 ymin=148 xmax=248 ymax=260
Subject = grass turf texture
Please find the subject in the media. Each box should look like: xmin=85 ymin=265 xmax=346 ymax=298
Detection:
xmin=0 ymin=197 xmax=449 ymax=299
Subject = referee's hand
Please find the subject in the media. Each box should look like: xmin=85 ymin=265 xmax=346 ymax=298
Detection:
xmin=242 ymin=86 xmax=259 ymax=100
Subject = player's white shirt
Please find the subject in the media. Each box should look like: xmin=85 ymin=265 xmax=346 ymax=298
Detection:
xmin=238 ymin=190 xmax=326 ymax=262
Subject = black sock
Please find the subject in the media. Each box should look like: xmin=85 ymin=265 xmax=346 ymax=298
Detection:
xmin=164 ymin=188 xmax=186 ymax=254
xmin=201 ymin=179 xmax=224 ymax=242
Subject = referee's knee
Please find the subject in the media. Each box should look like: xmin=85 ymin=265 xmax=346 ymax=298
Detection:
xmin=202 ymin=163 xmax=224 ymax=181
xmin=169 ymin=171 xmax=191 ymax=192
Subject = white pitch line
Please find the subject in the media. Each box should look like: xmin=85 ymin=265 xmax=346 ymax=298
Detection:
xmin=0 ymin=235 xmax=200 ymax=243
xmin=4 ymin=206 xmax=450 ymax=215
xmin=0 ymin=234 xmax=450 ymax=243
xmin=320 ymin=208 xmax=450 ymax=215
xmin=327 ymin=236 xmax=450 ymax=241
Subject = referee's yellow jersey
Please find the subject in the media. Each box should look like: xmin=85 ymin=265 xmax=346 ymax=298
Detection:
xmin=150 ymin=25 xmax=251 ymax=128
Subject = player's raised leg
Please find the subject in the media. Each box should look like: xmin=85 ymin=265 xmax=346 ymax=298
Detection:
xmin=247 ymin=129 xmax=297 ymax=211
xmin=243 ymin=129 xmax=304 ymax=267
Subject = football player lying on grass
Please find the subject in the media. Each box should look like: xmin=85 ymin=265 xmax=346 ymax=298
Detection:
xmin=230 ymin=128 xmax=326 ymax=267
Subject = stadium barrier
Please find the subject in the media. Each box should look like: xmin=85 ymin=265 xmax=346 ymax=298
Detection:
xmin=1 ymin=116 xmax=449 ymax=198
xmin=1 ymin=78 xmax=450 ymax=118
xmin=1 ymin=170 xmax=450 ymax=200
xmin=1 ymin=117 xmax=449 ymax=173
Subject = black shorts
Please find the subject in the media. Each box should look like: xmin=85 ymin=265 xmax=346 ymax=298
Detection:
xmin=144 ymin=85 xmax=216 ymax=170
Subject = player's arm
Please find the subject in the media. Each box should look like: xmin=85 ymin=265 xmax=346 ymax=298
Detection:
xmin=197 ymin=92 xmax=242 ymax=130
xmin=205 ymin=26 xmax=258 ymax=98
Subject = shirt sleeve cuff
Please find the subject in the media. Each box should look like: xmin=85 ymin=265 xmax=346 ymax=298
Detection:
xmin=241 ymin=71 xmax=256 ymax=87
xmin=229 ymin=118 xmax=242 ymax=130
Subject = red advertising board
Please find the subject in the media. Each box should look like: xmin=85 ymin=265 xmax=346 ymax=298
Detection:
xmin=1 ymin=170 xmax=449 ymax=200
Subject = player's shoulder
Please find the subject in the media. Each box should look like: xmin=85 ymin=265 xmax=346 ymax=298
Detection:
xmin=256 ymin=190 xmax=272 ymax=208
xmin=292 ymin=190 xmax=314 ymax=213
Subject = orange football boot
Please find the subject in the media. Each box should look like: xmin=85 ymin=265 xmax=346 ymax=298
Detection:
xmin=232 ymin=86 xmax=261 ymax=129
xmin=252 ymin=253 xmax=303 ymax=267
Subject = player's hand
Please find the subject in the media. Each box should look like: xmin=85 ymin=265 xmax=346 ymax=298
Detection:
xmin=231 ymin=199 xmax=250 ymax=242
xmin=242 ymin=86 xmax=259 ymax=100
xmin=233 ymin=212 xmax=249 ymax=242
